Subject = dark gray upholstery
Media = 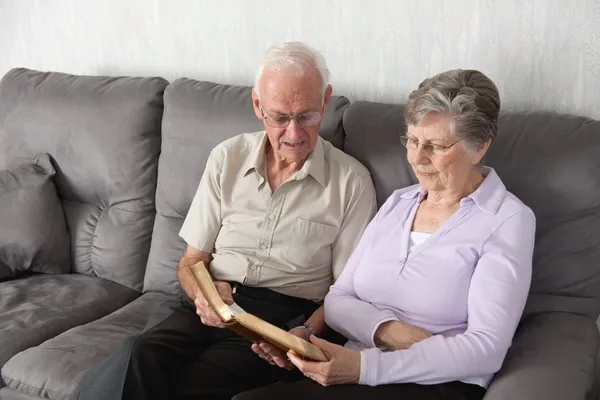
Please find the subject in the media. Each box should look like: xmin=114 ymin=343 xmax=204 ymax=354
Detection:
xmin=0 ymin=67 xmax=598 ymax=399
xmin=0 ymin=387 xmax=42 ymax=400
xmin=487 ymin=111 xmax=600 ymax=320
xmin=0 ymin=154 xmax=70 ymax=281
xmin=0 ymin=68 xmax=168 ymax=291
xmin=0 ymin=275 xmax=139 ymax=382
xmin=143 ymin=78 xmax=350 ymax=294
xmin=1 ymin=292 xmax=170 ymax=400
xmin=343 ymin=101 xmax=600 ymax=399
xmin=484 ymin=313 xmax=599 ymax=400
xmin=342 ymin=102 xmax=417 ymax=207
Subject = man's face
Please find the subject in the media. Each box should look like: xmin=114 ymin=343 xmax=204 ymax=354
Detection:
xmin=252 ymin=67 xmax=332 ymax=164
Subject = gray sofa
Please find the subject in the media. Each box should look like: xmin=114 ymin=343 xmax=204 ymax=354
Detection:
xmin=0 ymin=67 xmax=598 ymax=400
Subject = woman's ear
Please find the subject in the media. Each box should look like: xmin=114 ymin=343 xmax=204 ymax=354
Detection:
xmin=472 ymin=139 xmax=491 ymax=165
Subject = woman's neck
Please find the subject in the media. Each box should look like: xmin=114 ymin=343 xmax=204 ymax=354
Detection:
xmin=426 ymin=169 xmax=484 ymax=208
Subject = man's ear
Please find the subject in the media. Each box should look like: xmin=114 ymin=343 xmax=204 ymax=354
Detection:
xmin=322 ymin=84 xmax=333 ymax=113
xmin=251 ymin=89 xmax=263 ymax=120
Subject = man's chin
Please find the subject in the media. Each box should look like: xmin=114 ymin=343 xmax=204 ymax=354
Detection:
xmin=279 ymin=146 xmax=311 ymax=159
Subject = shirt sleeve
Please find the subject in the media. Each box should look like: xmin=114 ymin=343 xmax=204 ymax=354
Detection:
xmin=325 ymin=194 xmax=400 ymax=347
xmin=178 ymin=149 xmax=224 ymax=252
xmin=331 ymin=175 xmax=377 ymax=281
xmin=358 ymin=210 xmax=536 ymax=386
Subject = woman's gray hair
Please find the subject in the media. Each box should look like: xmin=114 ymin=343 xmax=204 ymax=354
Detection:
xmin=404 ymin=69 xmax=500 ymax=152
xmin=254 ymin=42 xmax=330 ymax=100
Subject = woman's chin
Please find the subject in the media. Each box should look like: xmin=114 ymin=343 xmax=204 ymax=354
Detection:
xmin=416 ymin=176 xmax=440 ymax=190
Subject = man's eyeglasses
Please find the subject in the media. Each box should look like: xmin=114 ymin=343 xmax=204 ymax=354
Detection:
xmin=259 ymin=104 xmax=323 ymax=128
xmin=399 ymin=135 xmax=463 ymax=156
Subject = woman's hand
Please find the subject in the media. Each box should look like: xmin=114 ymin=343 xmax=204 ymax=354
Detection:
xmin=251 ymin=327 xmax=311 ymax=369
xmin=374 ymin=320 xmax=432 ymax=350
xmin=288 ymin=335 xmax=361 ymax=386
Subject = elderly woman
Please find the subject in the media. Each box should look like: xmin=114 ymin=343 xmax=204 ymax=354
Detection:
xmin=237 ymin=69 xmax=536 ymax=400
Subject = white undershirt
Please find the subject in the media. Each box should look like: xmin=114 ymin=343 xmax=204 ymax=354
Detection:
xmin=408 ymin=231 xmax=432 ymax=253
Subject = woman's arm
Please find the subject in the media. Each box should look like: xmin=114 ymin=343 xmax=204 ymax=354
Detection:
xmin=359 ymin=211 xmax=536 ymax=386
xmin=324 ymin=198 xmax=401 ymax=348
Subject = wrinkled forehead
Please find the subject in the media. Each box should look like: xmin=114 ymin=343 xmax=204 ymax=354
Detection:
xmin=259 ymin=68 xmax=323 ymax=103
xmin=407 ymin=114 xmax=454 ymax=142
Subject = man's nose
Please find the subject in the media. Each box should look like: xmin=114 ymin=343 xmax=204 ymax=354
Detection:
xmin=285 ymin=119 xmax=304 ymax=140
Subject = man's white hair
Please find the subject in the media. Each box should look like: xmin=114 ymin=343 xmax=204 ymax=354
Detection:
xmin=254 ymin=42 xmax=330 ymax=100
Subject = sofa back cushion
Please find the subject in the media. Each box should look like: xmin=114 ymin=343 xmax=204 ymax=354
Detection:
xmin=343 ymin=101 xmax=600 ymax=319
xmin=144 ymin=78 xmax=349 ymax=294
xmin=0 ymin=68 xmax=168 ymax=291
xmin=0 ymin=154 xmax=70 ymax=281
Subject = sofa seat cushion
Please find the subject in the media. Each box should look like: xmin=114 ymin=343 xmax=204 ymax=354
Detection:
xmin=0 ymin=387 xmax=42 ymax=400
xmin=0 ymin=274 xmax=139 ymax=383
xmin=1 ymin=292 xmax=171 ymax=400
xmin=0 ymin=154 xmax=70 ymax=281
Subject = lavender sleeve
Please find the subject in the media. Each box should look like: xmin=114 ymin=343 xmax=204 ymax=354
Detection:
xmin=359 ymin=210 xmax=536 ymax=386
xmin=324 ymin=199 xmax=399 ymax=348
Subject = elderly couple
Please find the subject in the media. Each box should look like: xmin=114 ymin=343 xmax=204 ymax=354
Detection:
xmin=75 ymin=42 xmax=536 ymax=400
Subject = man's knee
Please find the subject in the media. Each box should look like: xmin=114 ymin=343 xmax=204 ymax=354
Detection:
xmin=123 ymin=333 xmax=155 ymax=364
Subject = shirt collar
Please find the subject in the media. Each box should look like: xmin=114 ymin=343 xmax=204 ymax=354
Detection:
xmin=297 ymin=137 xmax=326 ymax=187
xmin=242 ymin=133 xmax=327 ymax=188
xmin=400 ymin=166 xmax=506 ymax=215
xmin=242 ymin=131 xmax=269 ymax=178
xmin=466 ymin=166 xmax=506 ymax=215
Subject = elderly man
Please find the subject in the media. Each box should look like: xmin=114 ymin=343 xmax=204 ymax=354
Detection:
xmin=75 ymin=42 xmax=376 ymax=400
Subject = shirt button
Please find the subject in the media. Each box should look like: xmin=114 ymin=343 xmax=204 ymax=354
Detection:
xmin=250 ymin=265 xmax=257 ymax=270
xmin=261 ymin=244 xmax=267 ymax=250
xmin=269 ymin=215 xmax=275 ymax=220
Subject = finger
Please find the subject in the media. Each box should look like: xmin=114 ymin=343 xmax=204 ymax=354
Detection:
xmin=288 ymin=351 xmax=311 ymax=372
xmin=259 ymin=343 xmax=290 ymax=368
xmin=215 ymin=282 xmax=234 ymax=305
xmin=194 ymin=290 xmax=209 ymax=307
xmin=197 ymin=304 xmax=223 ymax=326
xmin=308 ymin=335 xmax=335 ymax=357
xmin=197 ymin=308 xmax=222 ymax=327
xmin=252 ymin=346 xmax=275 ymax=364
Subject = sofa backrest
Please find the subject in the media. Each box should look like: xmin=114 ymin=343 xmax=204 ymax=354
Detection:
xmin=343 ymin=101 xmax=600 ymax=320
xmin=143 ymin=78 xmax=349 ymax=294
xmin=0 ymin=68 xmax=168 ymax=291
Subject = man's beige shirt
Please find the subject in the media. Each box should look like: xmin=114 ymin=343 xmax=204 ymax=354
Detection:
xmin=179 ymin=131 xmax=376 ymax=302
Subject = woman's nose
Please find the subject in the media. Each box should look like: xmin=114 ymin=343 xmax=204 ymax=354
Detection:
xmin=409 ymin=145 xmax=429 ymax=164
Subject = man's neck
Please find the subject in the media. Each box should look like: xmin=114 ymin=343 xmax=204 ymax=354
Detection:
xmin=265 ymin=146 xmax=307 ymax=191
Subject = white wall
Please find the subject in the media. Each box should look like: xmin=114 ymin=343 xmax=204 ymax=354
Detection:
xmin=1 ymin=0 xmax=599 ymax=119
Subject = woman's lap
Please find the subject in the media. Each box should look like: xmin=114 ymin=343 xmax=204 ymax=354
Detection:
xmin=233 ymin=378 xmax=486 ymax=400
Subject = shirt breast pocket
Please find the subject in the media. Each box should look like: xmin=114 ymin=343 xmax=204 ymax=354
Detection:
xmin=283 ymin=218 xmax=338 ymax=268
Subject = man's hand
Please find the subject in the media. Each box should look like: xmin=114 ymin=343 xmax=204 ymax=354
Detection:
xmin=251 ymin=326 xmax=311 ymax=369
xmin=194 ymin=281 xmax=234 ymax=328
xmin=374 ymin=320 xmax=432 ymax=350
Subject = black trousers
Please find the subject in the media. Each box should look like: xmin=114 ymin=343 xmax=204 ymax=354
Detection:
xmin=233 ymin=378 xmax=487 ymax=400
xmin=74 ymin=284 xmax=321 ymax=400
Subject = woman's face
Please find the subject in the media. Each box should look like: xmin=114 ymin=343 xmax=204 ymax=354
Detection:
xmin=406 ymin=114 xmax=488 ymax=193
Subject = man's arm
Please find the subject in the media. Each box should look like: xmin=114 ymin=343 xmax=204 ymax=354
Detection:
xmin=331 ymin=175 xmax=377 ymax=281
xmin=178 ymin=244 xmax=234 ymax=327
xmin=296 ymin=174 xmax=376 ymax=338
xmin=178 ymin=245 xmax=212 ymax=300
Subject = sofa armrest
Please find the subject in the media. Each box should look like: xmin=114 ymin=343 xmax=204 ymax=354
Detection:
xmin=484 ymin=312 xmax=599 ymax=400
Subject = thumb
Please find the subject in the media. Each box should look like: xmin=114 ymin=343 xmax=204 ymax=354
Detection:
xmin=309 ymin=335 xmax=337 ymax=352
xmin=216 ymin=282 xmax=234 ymax=305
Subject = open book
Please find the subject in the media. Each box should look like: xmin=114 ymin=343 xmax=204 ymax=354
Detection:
xmin=189 ymin=261 xmax=328 ymax=362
